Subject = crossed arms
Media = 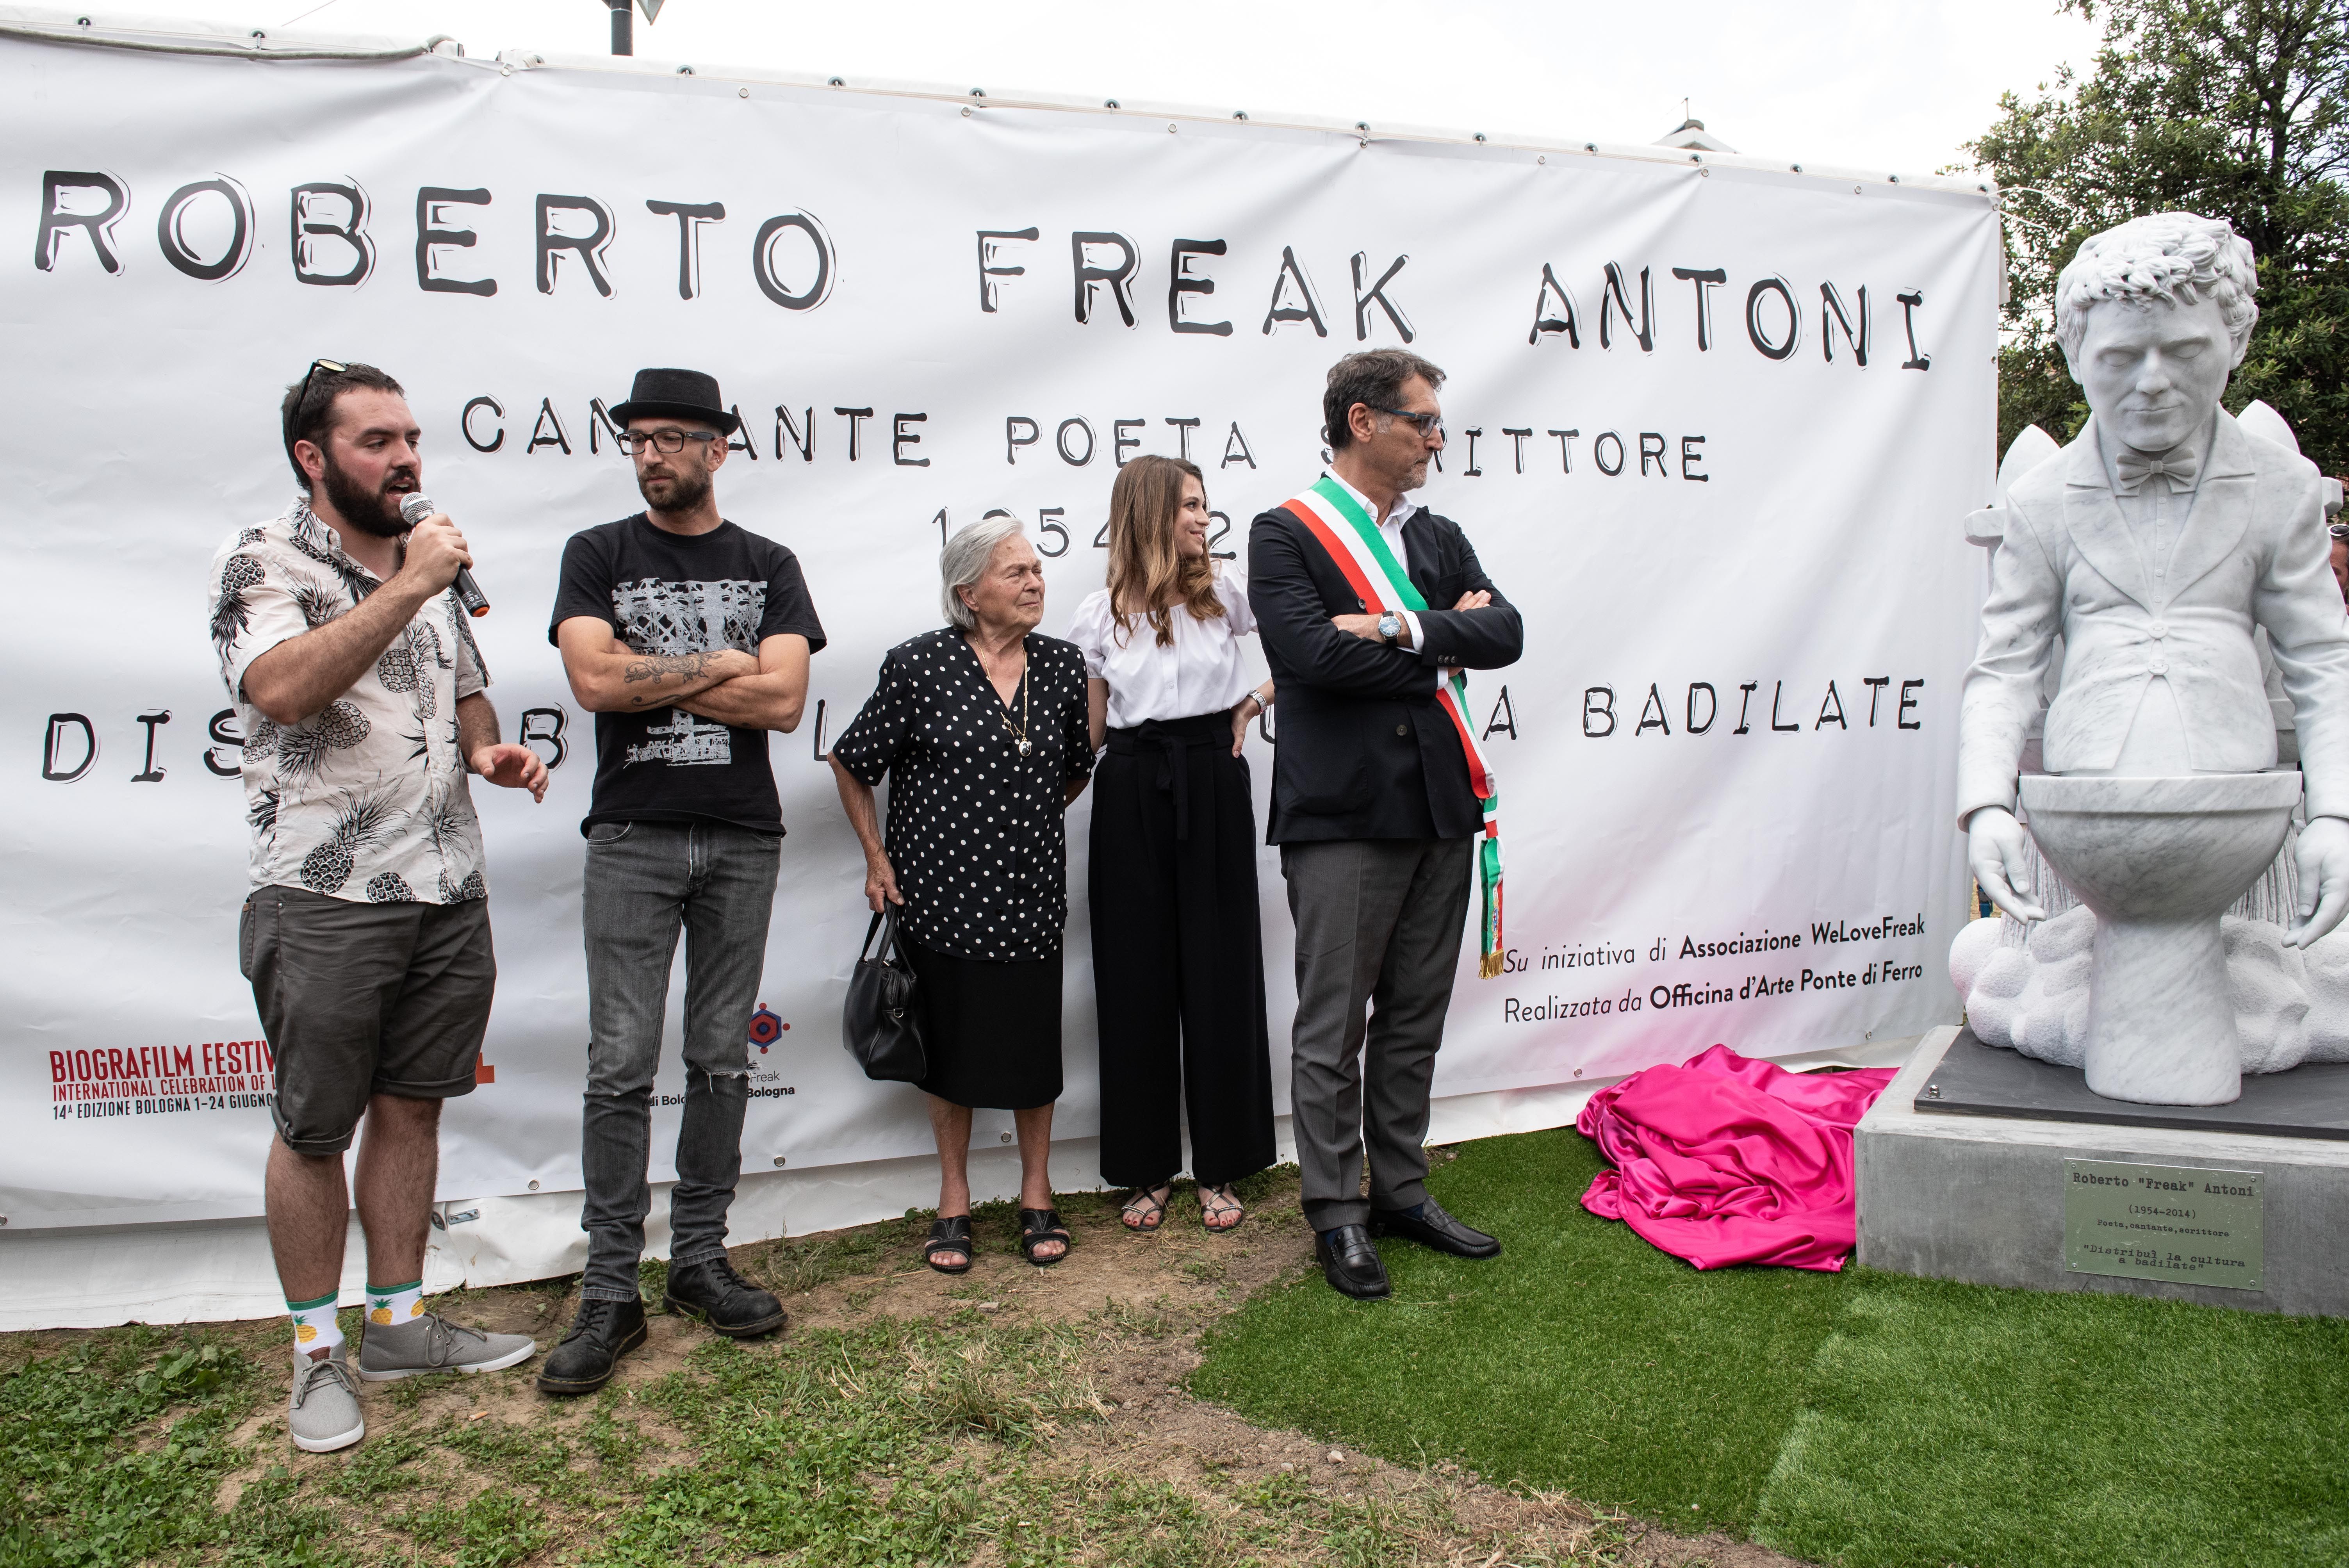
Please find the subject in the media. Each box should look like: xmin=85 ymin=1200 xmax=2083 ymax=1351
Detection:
xmin=554 ymin=618 xmax=811 ymax=731
xmin=1247 ymin=513 xmax=1523 ymax=697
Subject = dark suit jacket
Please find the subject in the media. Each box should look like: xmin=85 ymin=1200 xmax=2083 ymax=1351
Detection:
xmin=1249 ymin=499 xmax=1523 ymax=843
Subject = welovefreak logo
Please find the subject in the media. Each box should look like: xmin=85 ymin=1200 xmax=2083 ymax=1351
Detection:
xmin=748 ymin=1005 xmax=787 ymax=1054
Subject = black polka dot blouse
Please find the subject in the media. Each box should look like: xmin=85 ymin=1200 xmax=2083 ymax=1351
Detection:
xmin=831 ymin=628 xmax=1094 ymax=961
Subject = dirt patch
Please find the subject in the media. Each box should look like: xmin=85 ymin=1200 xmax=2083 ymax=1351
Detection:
xmin=742 ymin=1173 xmax=1806 ymax=1568
xmin=12 ymin=1167 xmax=1810 ymax=1566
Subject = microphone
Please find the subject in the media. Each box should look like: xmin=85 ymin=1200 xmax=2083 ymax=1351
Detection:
xmin=398 ymin=492 xmax=490 ymax=618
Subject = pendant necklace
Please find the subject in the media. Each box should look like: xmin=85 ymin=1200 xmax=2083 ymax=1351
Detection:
xmin=994 ymin=659 xmax=1033 ymax=757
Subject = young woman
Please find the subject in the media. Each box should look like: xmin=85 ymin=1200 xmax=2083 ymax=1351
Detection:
xmin=1068 ymin=455 xmax=1276 ymax=1234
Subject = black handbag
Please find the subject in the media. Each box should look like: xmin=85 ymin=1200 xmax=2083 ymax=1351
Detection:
xmin=843 ymin=907 xmax=928 ymax=1083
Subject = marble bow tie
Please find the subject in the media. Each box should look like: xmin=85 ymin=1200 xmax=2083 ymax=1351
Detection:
xmin=2114 ymin=447 xmax=2199 ymax=495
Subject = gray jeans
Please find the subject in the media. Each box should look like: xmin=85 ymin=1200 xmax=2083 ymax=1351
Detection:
xmin=579 ymin=819 xmax=779 ymax=1301
xmin=1280 ymin=837 xmax=1474 ymax=1231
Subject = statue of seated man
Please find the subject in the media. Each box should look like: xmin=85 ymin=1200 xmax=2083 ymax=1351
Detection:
xmin=1959 ymin=211 xmax=2349 ymax=945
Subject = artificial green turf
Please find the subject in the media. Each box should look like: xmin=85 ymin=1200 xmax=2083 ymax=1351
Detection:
xmin=1190 ymin=1123 xmax=2349 ymax=1567
xmin=1751 ymin=1274 xmax=2349 ymax=1568
xmin=1188 ymin=1126 xmax=1859 ymax=1531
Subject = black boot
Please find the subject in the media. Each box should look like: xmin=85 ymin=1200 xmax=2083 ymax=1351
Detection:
xmin=536 ymin=1297 xmax=647 ymax=1396
xmin=664 ymin=1254 xmax=787 ymax=1338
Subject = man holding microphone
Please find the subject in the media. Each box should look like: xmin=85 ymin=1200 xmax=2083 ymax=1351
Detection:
xmin=209 ymin=359 xmax=547 ymax=1454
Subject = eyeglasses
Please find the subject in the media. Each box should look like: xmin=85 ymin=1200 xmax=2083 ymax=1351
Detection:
xmin=617 ymin=429 xmax=721 ymax=456
xmin=287 ymin=357 xmax=348 ymax=446
xmin=1372 ymin=406 xmax=1445 ymax=440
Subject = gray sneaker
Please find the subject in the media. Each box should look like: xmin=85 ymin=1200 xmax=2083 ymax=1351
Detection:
xmin=289 ymin=1347 xmax=365 ymax=1453
xmin=358 ymin=1311 xmax=536 ymax=1383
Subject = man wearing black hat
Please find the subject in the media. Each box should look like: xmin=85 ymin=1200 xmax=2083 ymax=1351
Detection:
xmin=542 ymin=368 xmax=826 ymax=1393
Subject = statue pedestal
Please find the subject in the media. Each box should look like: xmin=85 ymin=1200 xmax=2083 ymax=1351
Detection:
xmin=1856 ymin=1027 xmax=2349 ymax=1317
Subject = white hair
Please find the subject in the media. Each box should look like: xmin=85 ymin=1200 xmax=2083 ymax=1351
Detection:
xmin=939 ymin=515 xmax=1027 ymax=631
xmin=2055 ymin=212 xmax=2260 ymax=367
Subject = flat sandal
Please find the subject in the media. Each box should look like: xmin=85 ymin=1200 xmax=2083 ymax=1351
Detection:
xmin=1121 ymin=1183 xmax=1172 ymax=1232
xmin=1018 ymin=1207 xmax=1071 ymax=1267
xmin=923 ymin=1214 xmax=974 ymax=1275
xmin=1199 ymin=1183 xmax=1245 ymax=1233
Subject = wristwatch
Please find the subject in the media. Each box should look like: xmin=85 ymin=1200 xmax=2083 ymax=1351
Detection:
xmin=1376 ymin=611 xmax=1404 ymax=645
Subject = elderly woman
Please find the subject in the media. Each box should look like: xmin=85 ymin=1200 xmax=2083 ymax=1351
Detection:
xmin=1069 ymin=455 xmax=1276 ymax=1235
xmin=829 ymin=517 xmax=1092 ymax=1272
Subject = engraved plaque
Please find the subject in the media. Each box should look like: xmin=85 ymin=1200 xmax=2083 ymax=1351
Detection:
xmin=2063 ymin=1158 xmax=2263 ymax=1290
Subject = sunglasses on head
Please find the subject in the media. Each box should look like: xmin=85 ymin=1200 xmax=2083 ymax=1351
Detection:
xmin=287 ymin=357 xmax=349 ymax=446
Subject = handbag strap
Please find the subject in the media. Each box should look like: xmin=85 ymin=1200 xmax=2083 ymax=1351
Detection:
xmin=860 ymin=906 xmax=909 ymax=966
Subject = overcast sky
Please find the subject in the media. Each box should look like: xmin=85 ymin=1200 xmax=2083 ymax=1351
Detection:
xmin=85 ymin=0 xmax=2103 ymax=178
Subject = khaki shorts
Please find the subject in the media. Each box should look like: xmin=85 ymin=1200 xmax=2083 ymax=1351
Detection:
xmin=241 ymin=885 xmax=495 ymax=1156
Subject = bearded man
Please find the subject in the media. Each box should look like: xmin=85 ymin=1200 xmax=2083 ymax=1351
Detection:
xmin=210 ymin=359 xmax=549 ymax=1454
xmin=544 ymin=368 xmax=825 ymax=1392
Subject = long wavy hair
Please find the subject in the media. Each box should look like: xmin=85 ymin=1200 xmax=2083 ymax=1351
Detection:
xmin=1104 ymin=454 xmax=1222 ymax=648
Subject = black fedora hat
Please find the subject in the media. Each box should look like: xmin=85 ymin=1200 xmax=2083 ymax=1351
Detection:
xmin=610 ymin=367 xmax=741 ymax=434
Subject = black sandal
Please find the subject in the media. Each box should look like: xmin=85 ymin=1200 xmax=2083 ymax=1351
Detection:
xmin=924 ymin=1214 xmax=974 ymax=1275
xmin=1121 ymin=1184 xmax=1172 ymax=1232
xmin=1018 ymin=1208 xmax=1071 ymax=1268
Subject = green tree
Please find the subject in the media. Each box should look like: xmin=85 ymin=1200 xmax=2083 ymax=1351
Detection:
xmin=1969 ymin=0 xmax=2349 ymax=471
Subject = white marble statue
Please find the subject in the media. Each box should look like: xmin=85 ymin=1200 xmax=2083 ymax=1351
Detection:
xmin=1957 ymin=211 xmax=2349 ymax=1105
xmin=1950 ymin=907 xmax=2349 ymax=1075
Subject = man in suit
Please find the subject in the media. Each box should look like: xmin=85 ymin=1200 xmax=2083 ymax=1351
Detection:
xmin=1249 ymin=349 xmax=1524 ymax=1299
xmin=1962 ymin=212 xmax=2349 ymax=947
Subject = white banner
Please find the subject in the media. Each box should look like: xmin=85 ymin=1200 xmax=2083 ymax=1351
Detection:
xmin=0 ymin=29 xmax=1995 ymax=1240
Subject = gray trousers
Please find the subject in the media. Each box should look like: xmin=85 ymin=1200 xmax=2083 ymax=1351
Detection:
xmin=1279 ymin=837 xmax=1474 ymax=1231
xmin=579 ymin=820 xmax=779 ymax=1301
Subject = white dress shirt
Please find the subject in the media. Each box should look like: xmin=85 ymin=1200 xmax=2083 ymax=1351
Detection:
xmin=1321 ymin=469 xmax=1426 ymax=649
xmin=1068 ymin=558 xmax=1259 ymax=730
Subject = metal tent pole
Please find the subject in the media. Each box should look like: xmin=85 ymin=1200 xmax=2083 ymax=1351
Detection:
xmin=606 ymin=0 xmax=631 ymax=55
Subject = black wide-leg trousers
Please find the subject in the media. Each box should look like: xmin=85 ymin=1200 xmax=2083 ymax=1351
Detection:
xmin=1089 ymin=710 xmax=1276 ymax=1188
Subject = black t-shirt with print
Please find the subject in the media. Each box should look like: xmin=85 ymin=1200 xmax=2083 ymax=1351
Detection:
xmin=549 ymin=514 xmax=826 ymax=836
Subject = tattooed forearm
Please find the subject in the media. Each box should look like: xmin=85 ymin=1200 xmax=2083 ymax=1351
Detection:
xmin=621 ymin=650 xmax=722 ymax=705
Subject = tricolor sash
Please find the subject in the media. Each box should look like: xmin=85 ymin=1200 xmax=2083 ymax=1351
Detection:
xmin=1280 ymin=476 xmax=1505 ymax=978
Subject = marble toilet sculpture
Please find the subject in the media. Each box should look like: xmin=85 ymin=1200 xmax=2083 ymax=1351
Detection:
xmin=1954 ymin=212 xmax=2349 ymax=1107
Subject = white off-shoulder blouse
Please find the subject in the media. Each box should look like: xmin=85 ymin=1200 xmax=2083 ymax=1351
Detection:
xmin=1067 ymin=560 xmax=1258 ymax=731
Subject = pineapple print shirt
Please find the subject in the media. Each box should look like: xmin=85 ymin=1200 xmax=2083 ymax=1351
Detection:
xmin=208 ymin=499 xmax=492 ymax=904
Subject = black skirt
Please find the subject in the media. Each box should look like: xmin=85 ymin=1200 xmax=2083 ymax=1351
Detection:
xmin=906 ymin=939 xmax=1064 ymax=1109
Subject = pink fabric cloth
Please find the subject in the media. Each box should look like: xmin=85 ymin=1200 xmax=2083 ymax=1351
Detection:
xmin=1577 ymin=1045 xmax=1896 ymax=1272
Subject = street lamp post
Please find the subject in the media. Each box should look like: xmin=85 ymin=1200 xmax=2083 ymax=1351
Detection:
xmin=603 ymin=0 xmax=664 ymax=57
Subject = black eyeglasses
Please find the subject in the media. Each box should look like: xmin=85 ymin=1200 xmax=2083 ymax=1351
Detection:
xmin=1371 ymin=406 xmax=1444 ymax=440
xmin=616 ymin=429 xmax=721 ymax=456
xmin=287 ymin=357 xmax=348 ymax=446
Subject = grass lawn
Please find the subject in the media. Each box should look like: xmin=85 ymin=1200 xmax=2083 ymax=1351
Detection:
xmin=1189 ymin=1128 xmax=1859 ymax=1533
xmin=0 ymin=1182 xmax=1649 ymax=1568
xmin=14 ymin=1129 xmax=2349 ymax=1566
xmin=1753 ymin=1274 xmax=2349 ymax=1567
xmin=1189 ymin=1126 xmax=2349 ymax=1567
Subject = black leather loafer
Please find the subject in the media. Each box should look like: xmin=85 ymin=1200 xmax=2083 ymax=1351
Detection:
xmin=1315 ymin=1223 xmax=1392 ymax=1299
xmin=1369 ymin=1197 xmax=1501 ymax=1259
xmin=664 ymin=1254 xmax=788 ymax=1338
